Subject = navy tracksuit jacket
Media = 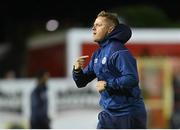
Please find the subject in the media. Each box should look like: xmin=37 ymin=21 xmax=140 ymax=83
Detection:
xmin=73 ymin=24 xmax=147 ymax=128
xmin=30 ymin=84 xmax=50 ymax=129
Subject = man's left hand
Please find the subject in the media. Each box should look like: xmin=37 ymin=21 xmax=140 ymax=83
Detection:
xmin=96 ymin=81 xmax=107 ymax=92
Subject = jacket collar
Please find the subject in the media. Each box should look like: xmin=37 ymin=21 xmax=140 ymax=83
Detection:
xmin=98 ymin=24 xmax=132 ymax=47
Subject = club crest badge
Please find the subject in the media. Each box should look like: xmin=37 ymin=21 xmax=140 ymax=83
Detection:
xmin=102 ymin=57 xmax=107 ymax=64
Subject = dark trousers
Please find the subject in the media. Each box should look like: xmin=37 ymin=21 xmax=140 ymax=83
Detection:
xmin=30 ymin=121 xmax=50 ymax=129
xmin=97 ymin=111 xmax=147 ymax=129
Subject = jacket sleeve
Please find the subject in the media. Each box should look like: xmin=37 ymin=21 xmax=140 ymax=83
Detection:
xmin=72 ymin=54 xmax=96 ymax=88
xmin=106 ymin=51 xmax=139 ymax=90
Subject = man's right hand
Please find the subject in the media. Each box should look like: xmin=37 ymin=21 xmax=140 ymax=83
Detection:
xmin=73 ymin=55 xmax=89 ymax=71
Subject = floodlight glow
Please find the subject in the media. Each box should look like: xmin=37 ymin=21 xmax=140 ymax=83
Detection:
xmin=46 ymin=19 xmax=59 ymax=31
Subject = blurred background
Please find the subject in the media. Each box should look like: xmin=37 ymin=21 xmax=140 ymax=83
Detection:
xmin=0 ymin=0 xmax=180 ymax=129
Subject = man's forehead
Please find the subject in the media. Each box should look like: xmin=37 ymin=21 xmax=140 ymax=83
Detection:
xmin=94 ymin=17 xmax=108 ymax=24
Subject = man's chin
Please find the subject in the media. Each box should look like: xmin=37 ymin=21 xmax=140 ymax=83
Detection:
xmin=93 ymin=39 xmax=100 ymax=42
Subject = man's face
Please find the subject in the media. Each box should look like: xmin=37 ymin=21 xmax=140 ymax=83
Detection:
xmin=92 ymin=16 xmax=113 ymax=42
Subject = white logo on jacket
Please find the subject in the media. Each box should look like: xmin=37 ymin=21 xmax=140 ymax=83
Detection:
xmin=94 ymin=58 xmax=98 ymax=63
xmin=102 ymin=57 xmax=107 ymax=64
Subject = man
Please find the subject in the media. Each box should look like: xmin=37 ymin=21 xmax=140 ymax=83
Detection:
xmin=30 ymin=70 xmax=51 ymax=129
xmin=170 ymin=71 xmax=180 ymax=128
xmin=72 ymin=11 xmax=147 ymax=129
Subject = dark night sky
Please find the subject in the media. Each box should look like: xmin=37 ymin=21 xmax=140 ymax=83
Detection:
xmin=0 ymin=0 xmax=126 ymax=41
xmin=0 ymin=0 xmax=179 ymax=34
xmin=0 ymin=1 xmax=179 ymax=28
xmin=0 ymin=0 xmax=179 ymax=24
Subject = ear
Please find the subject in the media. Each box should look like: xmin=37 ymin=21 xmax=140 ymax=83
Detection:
xmin=108 ymin=26 xmax=115 ymax=34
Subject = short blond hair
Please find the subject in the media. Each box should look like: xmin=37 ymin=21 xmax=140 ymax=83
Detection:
xmin=97 ymin=11 xmax=119 ymax=26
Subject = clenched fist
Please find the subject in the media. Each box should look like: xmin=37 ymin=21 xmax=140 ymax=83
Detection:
xmin=96 ymin=81 xmax=107 ymax=92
